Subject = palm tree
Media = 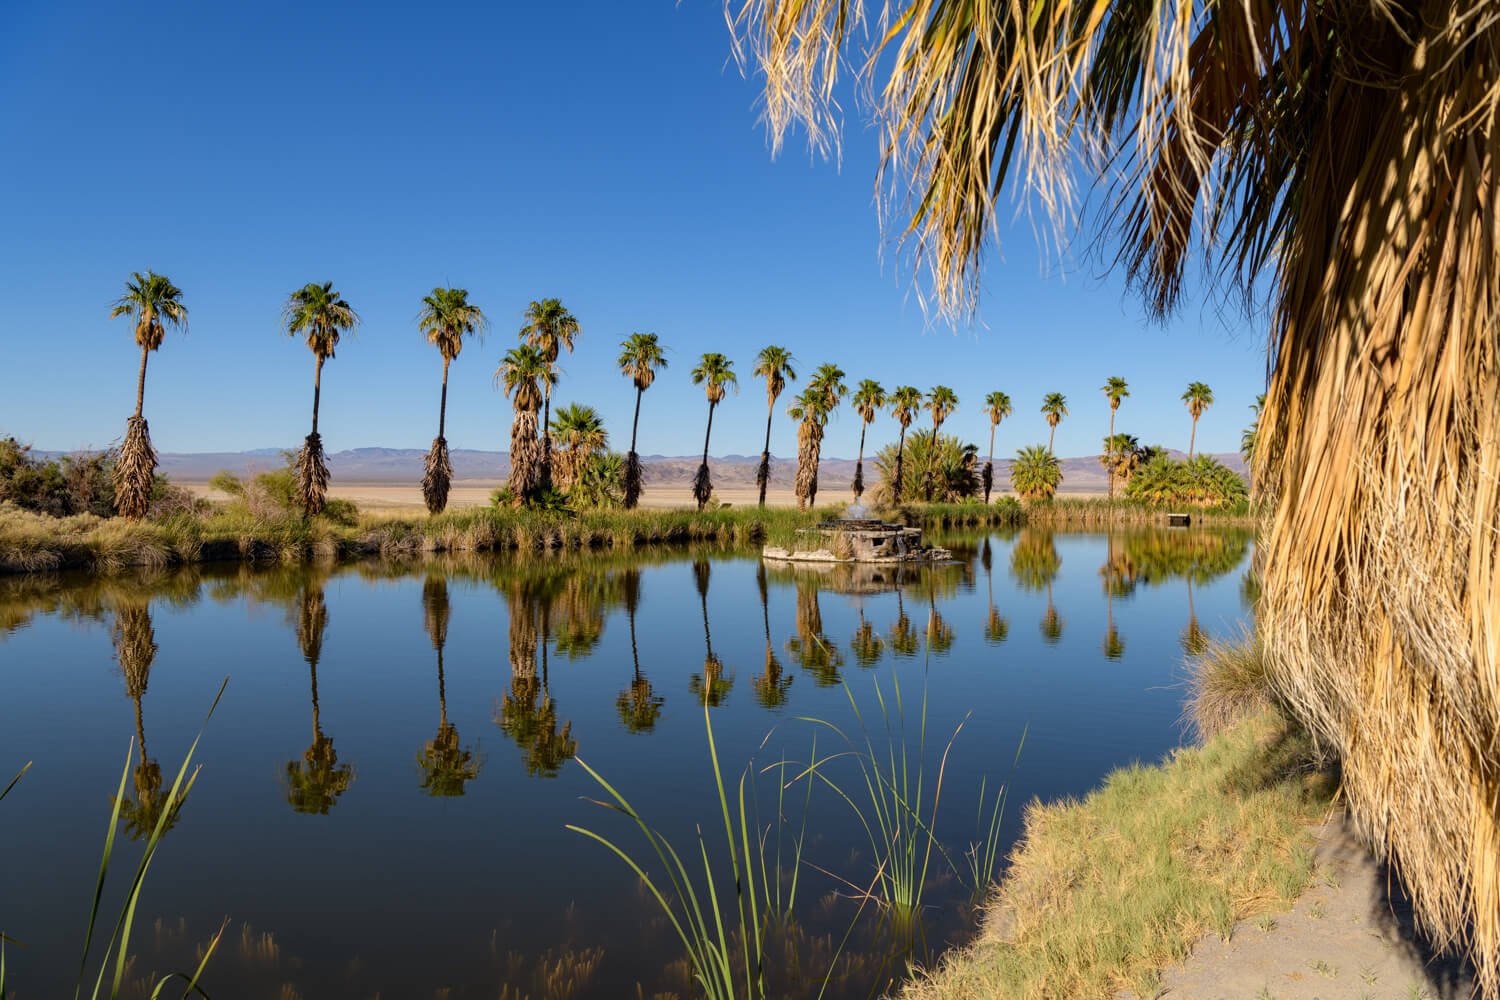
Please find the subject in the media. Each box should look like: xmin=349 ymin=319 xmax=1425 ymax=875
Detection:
xmin=886 ymin=386 xmax=923 ymax=504
xmin=549 ymin=402 xmax=608 ymax=492
xmin=734 ymin=13 xmax=1500 ymax=974
xmin=519 ymin=299 xmax=581 ymax=488
xmin=1241 ymin=394 xmax=1267 ymax=494
xmin=982 ymin=391 xmax=1012 ymax=504
xmin=496 ymin=345 xmax=556 ymax=506
xmin=689 ymin=353 xmax=738 ymax=510
xmin=285 ymin=585 xmax=355 ymax=814
xmin=616 ymin=569 xmax=664 ymax=732
xmin=1182 ymin=382 xmax=1214 ymax=459
xmin=109 ymin=272 xmax=187 ymax=519
xmin=282 ymin=282 xmax=359 ymax=517
xmin=418 ymin=576 xmax=481 ymax=796
xmin=850 ymin=379 xmax=886 ymax=504
xmin=1011 ymin=445 xmax=1061 ymax=501
xmin=617 ymin=333 xmax=668 ymax=509
xmin=919 ymin=386 xmax=959 ymax=501
xmin=752 ymin=346 xmax=797 ymax=507
xmin=1041 ymin=393 xmax=1068 ymax=455
xmin=418 ymin=287 xmax=488 ymax=514
xmin=1101 ymin=377 xmax=1130 ymax=500
xmin=790 ymin=364 xmax=847 ymax=510
xmin=1100 ymin=433 xmax=1143 ymax=488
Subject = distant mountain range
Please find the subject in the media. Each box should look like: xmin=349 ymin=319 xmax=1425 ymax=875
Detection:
xmin=141 ymin=446 xmax=1246 ymax=493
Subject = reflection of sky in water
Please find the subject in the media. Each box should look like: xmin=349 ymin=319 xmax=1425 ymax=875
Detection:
xmin=0 ymin=527 xmax=1252 ymax=998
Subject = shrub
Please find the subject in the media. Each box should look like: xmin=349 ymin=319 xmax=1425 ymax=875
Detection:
xmin=0 ymin=436 xmax=117 ymax=517
xmin=1010 ymin=445 xmax=1061 ymax=501
xmin=569 ymin=452 xmax=625 ymax=510
xmin=871 ymin=430 xmax=980 ymax=504
xmin=1125 ymin=455 xmax=1248 ymax=508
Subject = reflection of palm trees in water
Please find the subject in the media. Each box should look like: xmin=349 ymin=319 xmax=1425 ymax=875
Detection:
xmin=850 ymin=606 xmax=885 ymax=666
xmin=285 ymin=585 xmax=355 ymax=814
xmin=1012 ymin=529 xmax=1064 ymax=644
xmin=417 ymin=577 xmax=481 ymax=796
xmin=1100 ymin=532 xmax=1136 ymax=661
xmin=689 ymin=561 xmax=734 ymax=707
xmin=921 ymin=574 xmax=956 ymax=655
xmin=981 ymin=538 xmax=1009 ymax=645
xmin=786 ymin=575 xmax=843 ymax=685
xmin=111 ymin=599 xmax=182 ymax=839
xmin=615 ymin=569 xmax=664 ymax=731
xmin=1181 ymin=578 xmax=1208 ymax=657
xmin=889 ymin=589 xmax=919 ymax=658
xmin=753 ymin=563 xmax=793 ymax=707
xmin=498 ymin=580 xmax=578 ymax=777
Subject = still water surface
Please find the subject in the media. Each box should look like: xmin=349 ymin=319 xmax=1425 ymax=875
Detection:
xmin=0 ymin=526 xmax=1252 ymax=998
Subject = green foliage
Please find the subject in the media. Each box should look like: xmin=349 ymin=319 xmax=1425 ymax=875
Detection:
xmin=871 ymin=430 xmax=979 ymax=503
xmin=0 ymin=437 xmax=116 ymax=518
xmin=1125 ymin=455 xmax=1249 ymax=509
xmin=1010 ymin=445 xmax=1062 ymax=501
xmin=569 ymin=452 xmax=626 ymax=510
xmin=209 ymin=452 xmax=357 ymax=522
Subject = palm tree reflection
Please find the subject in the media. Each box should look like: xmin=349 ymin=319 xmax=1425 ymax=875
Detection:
xmin=786 ymin=575 xmax=843 ymax=685
xmin=752 ymin=564 xmax=793 ymax=708
xmin=285 ymin=584 xmax=355 ymax=814
xmin=689 ymin=561 xmax=734 ymax=707
xmin=498 ymin=579 xmax=577 ymax=777
xmin=417 ymin=576 xmax=481 ymax=796
xmin=1012 ymin=529 xmax=1064 ymax=645
xmin=1100 ymin=533 xmax=1136 ymax=661
xmin=615 ymin=569 xmax=664 ymax=731
xmin=981 ymin=539 xmax=1009 ymax=645
xmin=111 ymin=598 xmax=182 ymax=839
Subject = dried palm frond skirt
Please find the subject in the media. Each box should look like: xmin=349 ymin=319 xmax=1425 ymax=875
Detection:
xmin=422 ymin=436 xmax=453 ymax=515
xmin=623 ymin=451 xmax=643 ymax=510
xmin=692 ymin=462 xmax=713 ymax=510
xmin=113 ymin=416 xmax=157 ymax=519
xmin=296 ymin=432 xmax=330 ymax=517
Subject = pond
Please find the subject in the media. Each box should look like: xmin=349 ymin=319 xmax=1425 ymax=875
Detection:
xmin=0 ymin=525 xmax=1254 ymax=999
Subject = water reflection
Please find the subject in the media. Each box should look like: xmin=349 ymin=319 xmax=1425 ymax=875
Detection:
xmin=285 ymin=582 xmax=355 ymax=814
xmin=0 ymin=527 xmax=1255 ymax=999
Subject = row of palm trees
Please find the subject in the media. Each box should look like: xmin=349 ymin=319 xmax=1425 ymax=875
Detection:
xmin=104 ymin=272 xmax=1221 ymax=518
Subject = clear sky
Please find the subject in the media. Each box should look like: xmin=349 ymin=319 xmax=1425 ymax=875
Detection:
xmin=0 ymin=1 xmax=1269 ymax=462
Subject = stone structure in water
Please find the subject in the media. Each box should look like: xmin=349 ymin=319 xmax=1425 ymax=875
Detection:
xmin=762 ymin=509 xmax=951 ymax=565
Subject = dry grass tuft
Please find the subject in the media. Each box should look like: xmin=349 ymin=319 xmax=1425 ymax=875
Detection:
xmin=295 ymin=433 xmax=329 ymax=517
xmin=1186 ymin=632 xmax=1273 ymax=743
xmin=113 ymin=416 xmax=157 ymax=519
xmin=421 ymin=436 xmax=452 ymax=515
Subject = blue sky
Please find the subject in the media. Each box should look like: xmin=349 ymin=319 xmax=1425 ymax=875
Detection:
xmin=0 ymin=1 xmax=1268 ymax=461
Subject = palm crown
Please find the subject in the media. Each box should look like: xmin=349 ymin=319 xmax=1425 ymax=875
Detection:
xmin=1042 ymin=392 xmax=1069 ymax=427
xmin=550 ymin=402 xmax=607 ymax=452
xmin=519 ymin=298 xmax=580 ymax=364
xmin=889 ymin=385 xmax=923 ymax=428
xmin=927 ymin=385 xmax=958 ymax=424
xmin=985 ymin=390 xmax=1012 ymax=426
xmin=807 ymin=363 xmax=848 ymax=412
xmin=690 ymin=353 xmax=738 ymax=403
xmin=284 ymin=282 xmax=358 ymax=360
xmin=617 ymin=332 xmax=667 ymax=391
xmin=111 ymin=271 xmax=187 ymax=351
xmin=853 ymin=379 xmax=886 ymax=423
xmin=419 ymin=287 xmax=487 ymax=362
xmin=1102 ymin=377 xmax=1130 ymax=410
xmin=1182 ymin=381 xmax=1214 ymax=418
xmin=497 ymin=344 xmax=555 ymax=412
xmin=753 ymin=346 xmax=797 ymax=404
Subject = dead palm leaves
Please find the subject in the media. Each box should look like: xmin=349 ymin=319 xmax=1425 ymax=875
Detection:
xmin=422 ymin=436 xmax=452 ymax=515
xmin=113 ymin=416 xmax=156 ymax=520
xmin=295 ymin=432 xmax=329 ymax=518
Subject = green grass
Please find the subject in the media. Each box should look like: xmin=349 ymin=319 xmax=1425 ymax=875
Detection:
xmin=1018 ymin=496 xmax=1260 ymax=526
xmin=902 ymin=710 xmax=1336 ymax=1000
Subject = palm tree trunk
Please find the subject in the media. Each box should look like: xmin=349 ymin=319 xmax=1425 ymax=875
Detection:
xmin=438 ymin=357 xmax=450 ymax=439
xmin=923 ymin=418 xmax=944 ymax=500
xmin=694 ymin=402 xmax=717 ymax=511
xmin=893 ymin=425 xmax=908 ymax=503
xmin=984 ymin=422 xmax=997 ymax=504
xmin=311 ymin=355 xmax=324 ymax=436
xmin=436 ymin=647 xmax=447 ymax=729
xmin=758 ymin=403 xmax=775 ymax=507
xmin=134 ymin=347 xmax=150 ymax=419
xmin=1107 ymin=407 xmax=1116 ymax=501
xmin=852 ymin=422 xmax=868 ymax=502
xmin=624 ymin=387 xmax=645 ymax=509
xmin=1048 ymin=423 xmax=1056 ymax=454
xmin=541 ymin=387 xmax=553 ymax=487
xmin=1188 ymin=415 xmax=1198 ymax=459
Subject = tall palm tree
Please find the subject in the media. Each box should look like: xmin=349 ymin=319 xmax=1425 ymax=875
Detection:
xmin=549 ymin=402 xmax=608 ymax=492
xmin=689 ymin=353 xmax=738 ymax=510
xmin=1181 ymin=382 xmax=1214 ymax=459
xmin=850 ymin=379 xmax=885 ymax=504
xmin=1241 ymin=393 xmax=1267 ymax=496
xmin=282 ymin=282 xmax=359 ymax=517
xmin=1101 ymin=377 xmax=1130 ymax=500
xmin=519 ymin=299 xmax=581 ymax=489
xmin=496 ymin=345 xmax=556 ymax=506
xmin=981 ymin=391 xmax=1012 ymax=504
xmin=752 ymin=346 xmax=797 ymax=507
xmin=109 ymin=272 xmax=187 ymax=519
xmin=886 ymin=386 xmax=923 ymax=504
xmin=1041 ymin=393 xmax=1068 ymax=455
xmin=734 ymin=11 xmax=1500 ymax=973
xmin=920 ymin=386 xmax=958 ymax=501
xmin=790 ymin=364 xmax=847 ymax=510
xmin=418 ymin=576 xmax=481 ymax=796
xmin=617 ymin=333 xmax=668 ymax=509
xmin=418 ymin=287 xmax=488 ymax=514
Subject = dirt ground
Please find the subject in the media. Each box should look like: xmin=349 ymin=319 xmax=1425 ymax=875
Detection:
xmin=1121 ymin=815 xmax=1475 ymax=1000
